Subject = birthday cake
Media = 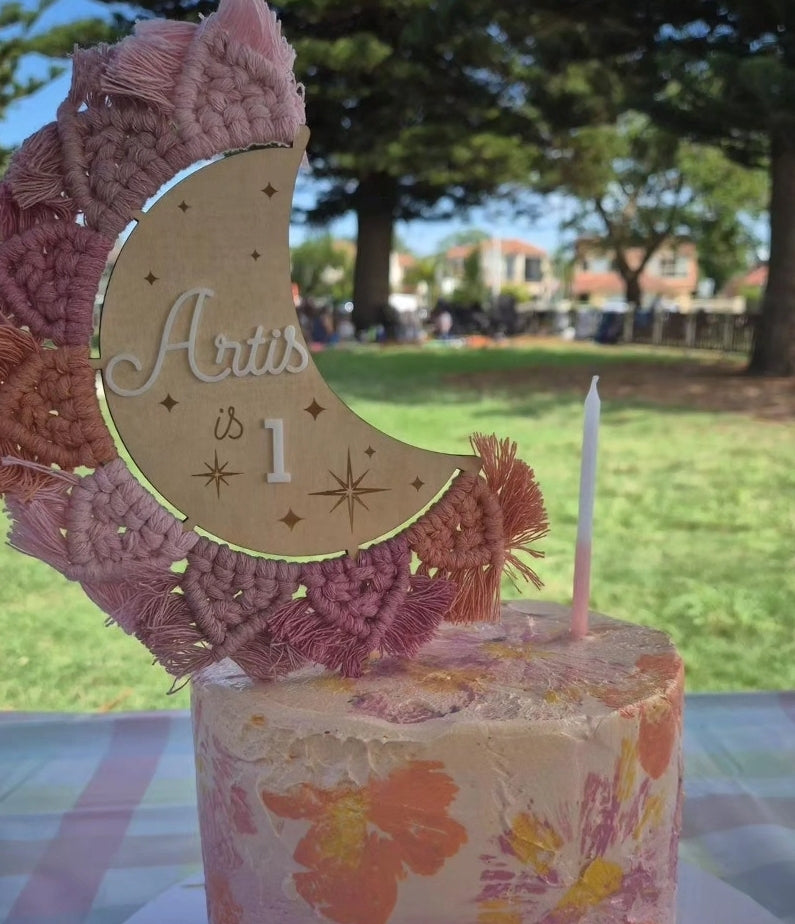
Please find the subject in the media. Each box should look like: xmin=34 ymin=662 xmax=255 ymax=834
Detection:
xmin=192 ymin=602 xmax=683 ymax=924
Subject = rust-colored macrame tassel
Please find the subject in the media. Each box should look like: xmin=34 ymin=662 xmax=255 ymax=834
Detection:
xmin=471 ymin=432 xmax=549 ymax=589
xmin=408 ymin=433 xmax=548 ymax=624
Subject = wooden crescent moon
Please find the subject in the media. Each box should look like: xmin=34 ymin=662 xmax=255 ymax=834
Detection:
xmin=98 ymin=127 xmax=479 ymax=557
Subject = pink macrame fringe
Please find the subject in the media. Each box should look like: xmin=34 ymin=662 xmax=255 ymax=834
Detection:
xmin=82 ymin=569 xmax=182 ymax=638
xmin=214 ymin=0 xmax=297 ymax=72
xmin=268 ymin=596 xmax=377 ymax=678
xmin=231 ymin=635 xmax=307 ymax=680
xmin=4 ymin=123 xmax=69 ymax=211
xmin=4 ymin=475 xmax=75 ymax=573
xmin=379 ymin=574 xmax=456 ymax=658
xmin=101 ymin=20 xmax=198 ymax=110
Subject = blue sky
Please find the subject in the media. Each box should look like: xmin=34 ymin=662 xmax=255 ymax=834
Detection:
xmin=2 ymin=0 xmax=566 ymax=257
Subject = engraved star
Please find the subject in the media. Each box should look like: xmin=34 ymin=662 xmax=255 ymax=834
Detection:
xmin=309 ymin=449 xmax=389 ymax=532
xmin=279 ymin=508 xmax=303 ymax=530
xmin=364 ymin=446 xmax=376 ymax=458
xmin=144 ymin=270 xmax=158 ymax=285
xmin=178 ymin=200 xmax=190 ymax=213
xmin=250 ymin=249 xmax=261 ymax=260
xmin=160 ymin=393 xmax=178 ymax=412
xmin=411 ymin=476 xmax=425 ymax=491
xmin=261 ymin=182 xmax=277 ymax=198
xmin=191 ymin=450 xmax=243 ymax=499
xmin=304 ymin=399 xmax=325 ymax=420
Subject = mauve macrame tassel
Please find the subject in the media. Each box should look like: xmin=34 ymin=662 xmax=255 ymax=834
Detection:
xmin=231 ymin=635 xmax=307 ymax=681
xmin=407 ymin=435 xmax=548 ymax=624
xmin=82 ymin=569 xmax=182 ymax=637
xmin=380 ymin=574 xmax=457 ymax=659
xmin=471 ymin=433 xmax=549 ymax=588
xmin=4 ymin=478 xmax=75 ymax=573
xmin=4 ymin=123 xmax=69 ymax=211
xmin=215 ymin=0 xmax=297 ymax=72
xmin=269 ymin=539 xmax=411 ymax=677
xmin=101 ymin=20 xmax=198 ymax=110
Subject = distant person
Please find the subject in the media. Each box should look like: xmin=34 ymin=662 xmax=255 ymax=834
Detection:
xmin=336 ymin=315 xmax=355 ymax=341
xmin=310 ymin=306 xmax=335 ymax=345
xmin=436 ymin=309 xmax=453 ymax=339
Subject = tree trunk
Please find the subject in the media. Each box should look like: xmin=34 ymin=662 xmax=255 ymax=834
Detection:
xmin=624 ymin=273 xmax=642 ymax=309
xmin=352 ymin=175 xmax=396 ymax=332
xmin=749 ymin=138 xmax=795 ymax=376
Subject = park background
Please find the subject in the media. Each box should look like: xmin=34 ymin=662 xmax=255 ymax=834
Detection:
xmin=0 ymin=0 xmax=793 ymax=711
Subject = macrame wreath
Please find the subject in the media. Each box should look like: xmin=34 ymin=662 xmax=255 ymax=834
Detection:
xmin=0 ymin=0 xmax=548 ymax=682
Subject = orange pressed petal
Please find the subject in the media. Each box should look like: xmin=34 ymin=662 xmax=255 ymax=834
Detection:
xmin=293 ymin=831 xmax=404 ymax=924
xmin=369 ymin=760 xmax=467 ymax=876
xmin=260 ymin=781 xmax=330 ymax=822
xmin=638 ymin=660 xmax=683 ymax=779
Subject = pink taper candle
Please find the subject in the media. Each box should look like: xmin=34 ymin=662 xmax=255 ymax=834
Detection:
xmin=571 ymin=375 xmax=600 ymax=639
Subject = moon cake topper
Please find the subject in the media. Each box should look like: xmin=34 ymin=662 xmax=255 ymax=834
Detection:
xmin=0 ymin=0 xmax=549 ymax=682
xmin=99 ymin=131 xmax=479 ymax=556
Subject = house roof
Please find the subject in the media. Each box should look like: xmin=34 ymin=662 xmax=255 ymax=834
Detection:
xmin=445 ymin=238 xmax=547 ymax=259
xmin=722 ymin=263 xmax=767 ymax=296
xmin=575 ymin=238 xmax=697 ymax=259
xmin=572 ymin=269 xmax=697 ymax=298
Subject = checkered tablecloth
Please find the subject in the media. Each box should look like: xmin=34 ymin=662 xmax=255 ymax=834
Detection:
xmin=1 ymin=693 xmax=794 ymax=924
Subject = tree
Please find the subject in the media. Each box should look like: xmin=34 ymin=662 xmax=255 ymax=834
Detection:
xmin=1 ymin=0 xmax=115 ymax=168
xmin=546 ymin=112 xmax=766 ymax=305
xmin=101 ymin=0 xmax=536 ymax=331
xmin=290 ymin=233 xmax=353 ymax=302
xmin=451 ymin=247 xmax=487 ymax=307
xmin=508 ymin=0 xmax=795 ymax=374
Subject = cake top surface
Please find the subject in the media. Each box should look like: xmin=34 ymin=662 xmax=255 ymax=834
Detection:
xmin=193 ymin=602 xmax=682 ymax=732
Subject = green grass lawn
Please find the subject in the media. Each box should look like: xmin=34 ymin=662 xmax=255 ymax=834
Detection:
xmin=1 ymin=340 xmax=793 ymax=711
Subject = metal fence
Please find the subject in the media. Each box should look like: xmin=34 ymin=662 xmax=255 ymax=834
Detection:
xmin=624 ymin=310 xmax=756 ymax=353
xmin=516 ymin=307 xmax=757 ymax=354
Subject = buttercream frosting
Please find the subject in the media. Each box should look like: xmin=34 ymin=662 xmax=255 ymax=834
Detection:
xmin=192 ymin=601 xmax=683 ymax=923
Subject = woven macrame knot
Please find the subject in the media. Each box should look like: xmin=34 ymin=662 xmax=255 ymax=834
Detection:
xmin=408 ymin=473 xmax=505 ymax=573
xmin=173 ymin=21 xmax=305 ymax=162
xmin=65 ymin=458 xmax=197 ymax=579
xmin=0 ymin=335 xmax=116 ymax=471
xmin=267 ymin=537 xmax=411 ymax=677
xmin=302 ymin=539 xmax=411 ymax=637
xmin=59 ymin=90 xmax=192 ymax=237
xmin=0 ymin=220 xmax=111 ymax=346
xmin=182 ymin=537 xmax=300 ymax=648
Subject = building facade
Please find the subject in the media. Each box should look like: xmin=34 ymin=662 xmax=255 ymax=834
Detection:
xmin=571 ymin=239 xmax=699 ymax=309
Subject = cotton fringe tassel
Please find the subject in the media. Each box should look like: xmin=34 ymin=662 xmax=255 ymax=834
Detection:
xmin=380 ymin=573 xmax=457 ymax=659
xmin=471 ymin=431 xmax=549 ymax=588
xmin=143 ymin=602 xmax=307 ymax=683
xmin=212 ymin=0 xmax=298 ymax=72
xmin=3 ymin=464 xmax=76 ymax=571
xmin=1 ymin=460 xmax=193 ymax=651
xmin=81 ymin=568 xmax=184 ymax=640
xmin=408 ymin=434 xmax=548 ymax=624
xmin=4 ymin=122 xmax=71 ymax=213
xmin=101 ymin=19 xmax=198 ymax=111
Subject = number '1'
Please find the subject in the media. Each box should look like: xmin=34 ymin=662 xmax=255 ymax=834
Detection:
xmin=263 ymin=419 xmax=291 ymax=483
